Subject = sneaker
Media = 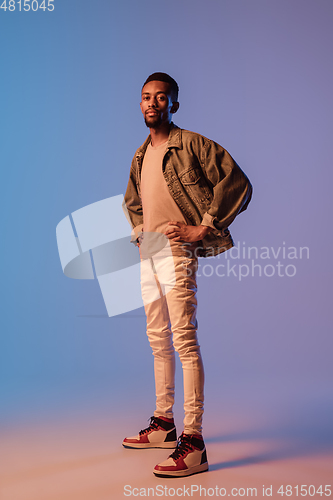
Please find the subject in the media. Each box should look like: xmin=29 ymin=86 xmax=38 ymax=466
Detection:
xmin=122 ymin=416 xmax=177 ymax=449
xmin=153 ymin=432 xmax=209 ymax=477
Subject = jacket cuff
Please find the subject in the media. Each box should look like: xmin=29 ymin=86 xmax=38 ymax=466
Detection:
xmin=130 ymin=224 xmax=144 ymax=245
xmin=201 ymin=212 xmax=223 ymax=236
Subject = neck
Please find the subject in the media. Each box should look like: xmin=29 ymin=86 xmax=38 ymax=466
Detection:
xmin=149 ymin=122 xmax=171 ymax=147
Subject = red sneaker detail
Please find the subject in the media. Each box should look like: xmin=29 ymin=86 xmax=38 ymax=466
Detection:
xmin=122 ymin=416 xmax=177 ymax=449
xmin=153 ymin=432 xmax=208 ymax=477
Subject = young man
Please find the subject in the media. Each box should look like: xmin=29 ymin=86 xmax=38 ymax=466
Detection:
xmin=123 ymin=73 xmax=252 ymax=477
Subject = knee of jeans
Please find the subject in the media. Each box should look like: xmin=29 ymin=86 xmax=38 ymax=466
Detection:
xmin=148 ymin=338 xmax=174 ymax=358
xmin=173 ymin=338 xmax=201 ymax=359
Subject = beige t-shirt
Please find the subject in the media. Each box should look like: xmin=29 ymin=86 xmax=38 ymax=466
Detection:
xmin=141 ymin=141 xmax=186 ymax=233
xmin=141 ymin=141 xmax=196 ymax=257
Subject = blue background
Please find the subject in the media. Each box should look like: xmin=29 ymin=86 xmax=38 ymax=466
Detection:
xmin=1 ymin=0 xmax=332 ymax=454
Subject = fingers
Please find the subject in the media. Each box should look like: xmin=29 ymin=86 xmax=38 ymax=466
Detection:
xmin=165 ymin=226 xmax=184 ymax=241
xmin=165 ymin=224 xmax=181 ymax=235
xmin=165 ymin=222 xmax=189 ymax=242
xmin=165 ymin=228 xmax=178 ymax=236
xmin=165 ymin=231 xmax=179 ymax=239
xmin=168 ymin=221 xmax=185 ymax=230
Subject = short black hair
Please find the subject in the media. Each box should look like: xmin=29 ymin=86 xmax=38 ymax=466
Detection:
xmin=142 ymin=72 xmax=179 ymax=101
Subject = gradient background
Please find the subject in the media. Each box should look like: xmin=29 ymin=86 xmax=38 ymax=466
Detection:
xmin=1 ymin=0 xmax=332 ymax=498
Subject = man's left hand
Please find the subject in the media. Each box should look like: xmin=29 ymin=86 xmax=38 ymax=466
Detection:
xmin=164 ymin=221 xmax=212 ymax=242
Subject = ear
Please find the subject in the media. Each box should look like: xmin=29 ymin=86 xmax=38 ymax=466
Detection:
xmin=171 ymin=101 xmax=179 ymax=114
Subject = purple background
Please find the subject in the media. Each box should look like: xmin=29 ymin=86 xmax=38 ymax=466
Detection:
xmin=1 ymin=0 xmax=332 ymax=459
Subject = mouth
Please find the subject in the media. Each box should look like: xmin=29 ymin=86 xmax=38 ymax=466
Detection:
xmin=146 ymin=110 xmax=159 ymax=116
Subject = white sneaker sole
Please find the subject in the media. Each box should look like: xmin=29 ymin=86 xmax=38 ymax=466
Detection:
xmin=122 ymin=440 xmax=177 ymax=449
xmin=153 ymin=462 xmax=209 ymax=477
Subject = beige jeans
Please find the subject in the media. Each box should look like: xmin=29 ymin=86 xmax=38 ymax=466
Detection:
xmin=140 ymin=244 xmax=204 ymax=435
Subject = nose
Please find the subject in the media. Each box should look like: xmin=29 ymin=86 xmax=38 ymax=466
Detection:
xmin=148 ymin=97 xmax=158 ymax=108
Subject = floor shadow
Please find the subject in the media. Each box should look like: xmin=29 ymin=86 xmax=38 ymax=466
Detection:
xmin=209 ymin=435 xmax=333 ymax=470
xmin=209 ymin=451 xmax=282 ymax=471
xmin=206 ymin=404 xmax=333 ymax=471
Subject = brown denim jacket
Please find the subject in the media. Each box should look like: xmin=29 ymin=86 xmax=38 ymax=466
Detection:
xmin=123 ymin=123 xmax=252 ymax=257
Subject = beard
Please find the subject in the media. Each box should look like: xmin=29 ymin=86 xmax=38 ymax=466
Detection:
xmin=144 ymin=112 xmax=162 ymax=129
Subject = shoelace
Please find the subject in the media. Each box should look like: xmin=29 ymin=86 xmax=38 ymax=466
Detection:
xmin=139 ymin=416 xmax=159 ymax=435
xmin=170 ymin=433 xmax=193 ymax=460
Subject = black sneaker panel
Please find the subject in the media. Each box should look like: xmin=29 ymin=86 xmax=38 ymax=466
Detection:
xmin=191 ymin=435 xmax=205 ymax=451
xmin=200 ymin=448 xmax=208 ymax=465
xmin=155 ymin=417 xmax=176 ymax=432
xmin=170 ymin=433 xmax=205 ymax=460
xmin=139 ymin=416 xmax=175 ymax=436
xmin=165 ymin=428 xmax=177 ymax=442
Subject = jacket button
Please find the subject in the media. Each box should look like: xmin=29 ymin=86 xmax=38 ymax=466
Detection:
xmin=189 ymin=174 xmax=194 ymax=182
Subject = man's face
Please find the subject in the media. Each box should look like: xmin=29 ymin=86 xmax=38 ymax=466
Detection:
xmin=140 ymin=80 xmax=178 ymax=129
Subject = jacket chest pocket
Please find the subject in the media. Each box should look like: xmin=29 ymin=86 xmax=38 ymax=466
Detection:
xmin=179 ymin=166 xmax=212 ymax=205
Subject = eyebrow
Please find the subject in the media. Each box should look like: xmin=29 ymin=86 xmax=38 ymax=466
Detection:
xmin=142 ymin=91 xmax=167 ymax=96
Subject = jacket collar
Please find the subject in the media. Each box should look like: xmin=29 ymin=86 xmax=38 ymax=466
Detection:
xmin=167 ymin=123 xmax=182 ymax=149
xmin=136 ymin=122 xmax=182 ymax=159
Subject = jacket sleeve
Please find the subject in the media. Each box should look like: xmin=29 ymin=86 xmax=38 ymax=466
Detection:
xmin=123 ymin=156 xmax=144 ymax=244
xmin=200 ymin=140 xmax=252 ymax=232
